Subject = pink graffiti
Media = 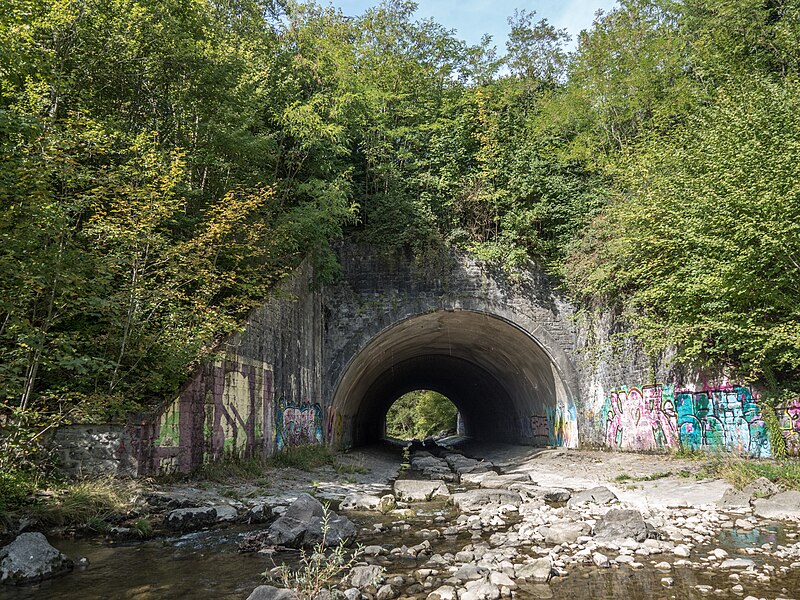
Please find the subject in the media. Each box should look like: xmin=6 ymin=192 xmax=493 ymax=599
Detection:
xmin=605 ymin=385 xmax=678 ymax=451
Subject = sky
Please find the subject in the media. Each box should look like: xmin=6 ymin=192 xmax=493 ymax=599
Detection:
xmin=326 ymin=0 xmax=620 ymax=50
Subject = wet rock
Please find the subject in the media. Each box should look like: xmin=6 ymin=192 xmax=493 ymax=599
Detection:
xmin=239 ymin=494 xmax=356 ymax=551
xmin=567 ymin=486 xmax=617 ymax=507
xmin=427 ymin=585 xmax=457 ymax=600
xmin=593 ymin=509 xmax=649 ymax=543
xmin=0 ymin=533 xmax=73 ymax=585
xmin=720 ymin=558 xmax=756 ymax=570
xmin=452 ymin=490 xmax=522 ymax=512
xmin=489 ymin=572 xmax=516 ymax=589
xmin=461 ymin=577 xmax=500 ymax=600
xmin=453 ymin=564 xmax=487 ymax=582
xmin=348 ymin=565 xmax=385 ymax=589
xmin=543 ymin=522 xmax=591 ymax=545
xmin=165 ymin=507 xmax=218 ymax=530
xmin=514 ymin=557 xmax=553 ymax=582
xmin=592 ymin=552 xmax=610 ymax=568
xmin=377 ymin=495 xmax=397 ymax=514
xmin=394 ymin=480 xmax=450 ymax=502
xmin=753 ymin=491 xmax=800 ymax=520
xmin=247 ymin=503 xmax=274 ymax=523
xmin=341 ymin=493 xmax=381 ymax=511
xmin=376 ymin=584 xmax=397 ymax=600
xmin=212 ymin=504 xmax=239 ymax=522
xmin=246 ymin=585 xmax=298 ymax=600
xmin=444 ymin=455 xmax=492 ymax=476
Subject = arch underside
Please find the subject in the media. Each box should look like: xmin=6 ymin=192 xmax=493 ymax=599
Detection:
xmin=330 ymin=310 xmax=578 ymax=449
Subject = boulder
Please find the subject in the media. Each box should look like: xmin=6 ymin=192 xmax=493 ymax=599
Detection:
xmin=427 ymin=585 xmax=457 ymax=600
xmin=246 ymin=503 xmax=274 ymax=523
xmin=394 ymin=480 xmax=450 ymax=502
xmin=246 ymin=585 xmax=299 ymax=600
xmin=460 ymin=578 xmax=500 ymax=600
xmin=165 ymin=507 xmax=218 ymax=530
xmin=567 ymin=486 xmax=617 ymax=507
xmin=743 ymin=477 xmax=780 ymax=498
xmin=717 ymin=488 xmax=751 ymax=510
xmin=515 ymin=558 xmax=553 ymax=582
xmin=543 ymin=522 xmax=591 ymax=545
xmin=753 ymin=491 xmax=800 ymax=520
xmin=452 ymin=489 xmax=522 ymax=512
xmin=239 ymin=494 xmax=355 ymax=551
xmin=0 ymin=532 xmax=73 ymax=585
xmin=212 ymin=504 xmax=239 ymax=522
xmin=593 ymin=509 xmax=649 ymax=542
xmin=348 ymin=565 xmax=385 ymax=589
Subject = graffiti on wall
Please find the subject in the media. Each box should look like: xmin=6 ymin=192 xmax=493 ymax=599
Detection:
xmin=151 ymin=356 xmax=273 ymax=473
xmin=529 ymin=404 xmax=577 ymax=448
xmin=675 ymin=386 xmax=769 ymax=457
xmin=779 ymin=398 xmax=800 ymax=455
xmin=602 ymin=383 xmax=770 ymax=457
xmin=543 ymin=404 xmax=579 ymax=448
xmin=603 ymin=385 xmax=679 ymax=451
xmin=275 ymin=397 xmax=323 ymax=451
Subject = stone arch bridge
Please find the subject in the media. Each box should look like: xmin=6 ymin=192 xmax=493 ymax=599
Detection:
xmin=60 ymin=243 xmax=786 ymax=476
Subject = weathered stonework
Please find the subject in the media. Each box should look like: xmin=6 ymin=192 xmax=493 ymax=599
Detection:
xmin=53 ymin=243 xmax=795 ymax=476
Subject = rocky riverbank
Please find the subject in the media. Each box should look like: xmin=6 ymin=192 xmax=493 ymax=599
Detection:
xmin=2 ymin=444 xmax=800 ymax=600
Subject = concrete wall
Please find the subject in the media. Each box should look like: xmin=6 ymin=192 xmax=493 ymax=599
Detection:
xmin=131 ymin=259 xmax=324 ymax=475
xmin=50 ymin=425 xmax=140 ymax=477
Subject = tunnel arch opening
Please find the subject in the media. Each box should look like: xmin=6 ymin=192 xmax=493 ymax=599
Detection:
xmin=384 ymin=389 xmax=460 ymax=441
xmin=329 ymin=310 xmax=578 ymax=449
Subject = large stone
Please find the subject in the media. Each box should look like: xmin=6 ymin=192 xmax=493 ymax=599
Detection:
xmin=165 ymin=506 xmax=218 ymax=530
xmin=377 ymin=494 xmax=397 ymax=514
xmin=246 ymin=585 xmax=299 ymax=600
xmin=743 ymin=477 xmax=780 ymax=498
xmin=543 ymin=522 xmax=591 ymax=545
xmin=340 ymin=493 xmax=381 ymax=511
xmin=460 ymin=578 xmax=501 ymax=600
xmin=753 ymin=491 xmax=800 ymax=520
xmin=427 ymin=585 xmax=457 ymax=600
xmin=567 ymin=486 xmax=617 ymax=507
xmin=239 ymin=494 xmax=356 ymax=550
xmin=348 ymin=565 xmax=385 ymax=589
xmin=0 ymin=532 xmax=73 ymax=585
xmin=717 ymin=488 xmax=751 ymax=510
xmin=394 ymin=480 xmax=450 ymax=502
xmin=593 ymin=509 xmax=649 ymax=542
xmin=452 ymin=489 xmax=522 ymax=512
xmin=515 ymin=558 xmax=553 ymax=582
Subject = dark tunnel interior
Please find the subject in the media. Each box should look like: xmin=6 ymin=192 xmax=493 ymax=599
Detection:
xmin=330 ymin=310 xmax=575 ymax=448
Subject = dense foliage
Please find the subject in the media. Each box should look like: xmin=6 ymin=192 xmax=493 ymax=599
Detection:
xmin=1 ymin=0 xmax=798 ymax=474
xmin=385 ymin=390 xmax=459 ymax=440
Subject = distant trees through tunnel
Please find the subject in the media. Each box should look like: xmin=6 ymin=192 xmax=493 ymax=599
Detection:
xmin=384 ymin=390 xmax=459 ymax=440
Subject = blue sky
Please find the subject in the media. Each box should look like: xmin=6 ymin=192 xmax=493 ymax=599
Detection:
xmin=326 ymin=1 xmax=620 ymax=50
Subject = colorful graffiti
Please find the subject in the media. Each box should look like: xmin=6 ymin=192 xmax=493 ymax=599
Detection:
xmin=545 ymin=403 xmax=579 ymax=448
xmin=779 ymin=398 xmax=800 ymax=455
xmin=602 ymin=383 xmax=771 ymax=457
xmin=675 ymin=386 xmax=769 ymax=457
xmin=275 ymin=398 xmax=323 ymax=451
xmin=604 ymin=385 xmax=678 ymax=451
xmin=150 ymin=355 xmax=273 ymax=473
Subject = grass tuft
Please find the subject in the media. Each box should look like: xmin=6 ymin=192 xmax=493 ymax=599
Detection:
xmin=270 ymin=445 xmax=336 ymax=471
xmin=707 ymin=457 xmax=800 ymax=490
